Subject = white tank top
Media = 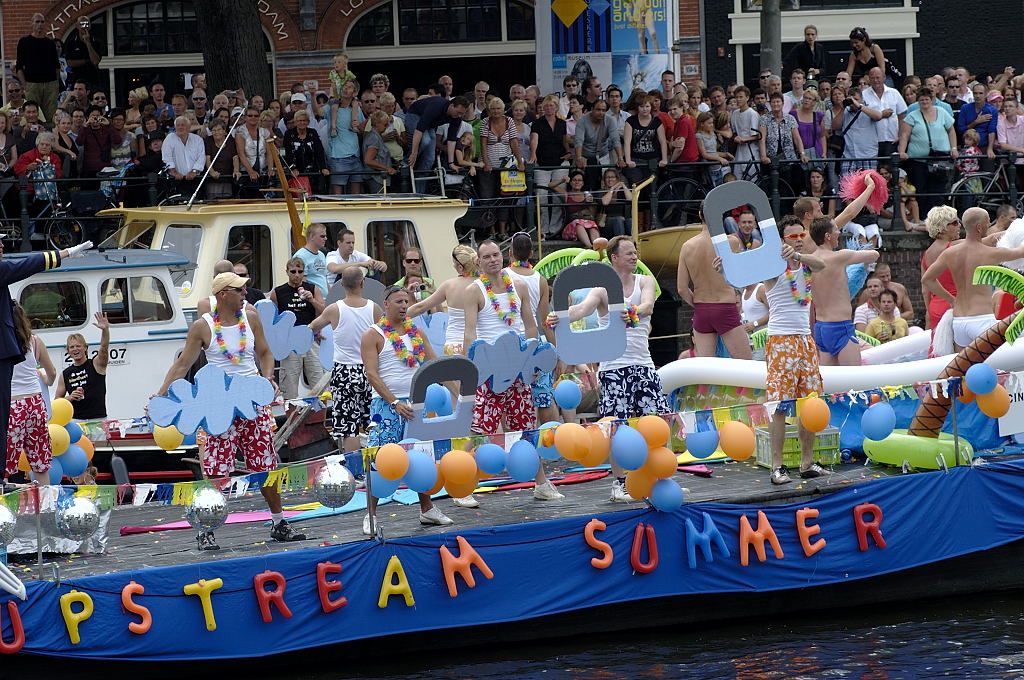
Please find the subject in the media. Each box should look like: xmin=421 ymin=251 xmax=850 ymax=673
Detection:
xmin=474 ymin=271 xmax=525 ymax=341
xmin=333 ymin=298 xmax=375 ymax=365
xmin=10 ymin=340 xmax=42 ymax=397
xmin=202 ymin=312 xmax=259 ymax=376
xmin=371 ymin=325 xmax=417 ymax=399
xmin=599 ymin=275 xmax=654 ymax=372
xmin=741 ymin=283 xmax=769 ymax=324
xmin=508 ymin=268 xmax=542 ymax=323
xmin=445 ymin=306 xmax=466 ymax=346
xmin=765 ymin=270 xmax=812 ymax=336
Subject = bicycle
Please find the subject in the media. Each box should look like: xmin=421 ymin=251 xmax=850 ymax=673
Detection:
xmin=947 ymin=159 xmax=1024 ymax=217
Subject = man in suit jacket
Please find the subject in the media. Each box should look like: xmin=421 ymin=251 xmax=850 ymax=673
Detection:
xmin=0 ymin=238 xmax=93 ymax=463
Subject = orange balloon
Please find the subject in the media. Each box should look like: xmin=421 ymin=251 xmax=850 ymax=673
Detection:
xmin=636 ymin=415 xmax=671 ymax=449
xmin=870 ymin=394 xmax=881 ymax=404
xmin=78 ymin=436 xmax=95 ymax=462
xmin=427 ymin=463 xmax=446 ymax=496
xmin=440 ymin=450 xmax=477 ymax=485
xmin=444 ymin=478 xmax=479 ymax=499
xmin=799 ymin=397 xmax=831 ymax=433
xmin=17 ymin=451 xmax=29 ymax=473
xmin=958 ymin=380 xmax=976 ymax=404
xmin=624 ymin=470 xmax=655 ymax=499
xmin=540 ymin=426 xmax=557 ymax=448
xmin=554 ymin=423 xmax=589 ymax=461
xmin=375 ymin=443 xmax=410 ymax=481
xmin=977 ymin=384 xmax=1011 ymax=418
xmin=643 ymin=446 xmax=678 ymax=479
xmin=579 ymin=425 xmax=611 ymax=467
xmin=719 ymin=421 xmax=755 ymax=461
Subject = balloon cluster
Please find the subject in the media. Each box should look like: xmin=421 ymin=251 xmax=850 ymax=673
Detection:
xmin=962 ymin=364 xmax=1010 ymax=418
xmin=609 ymin=416 xmax=684 ymax=512
xmin=684 ymin=418 xmax=758 ymax=463
xmin=22 ymin=398 xmax=96 ymax=484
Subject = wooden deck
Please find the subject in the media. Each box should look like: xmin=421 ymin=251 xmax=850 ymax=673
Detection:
xmin=8 ymin=459 xmax=902 ymax=583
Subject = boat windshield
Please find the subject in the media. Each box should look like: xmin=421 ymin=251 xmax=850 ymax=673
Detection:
xmin=99 ymin=220 xmax=155 ymax=250
xmin=161 ymin=224 xmax=203 ymax=290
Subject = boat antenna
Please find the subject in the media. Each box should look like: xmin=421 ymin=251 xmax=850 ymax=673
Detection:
xmin=185 ymin=110 xmax=246 ymax=211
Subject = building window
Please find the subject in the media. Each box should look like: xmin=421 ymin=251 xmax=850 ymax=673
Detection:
xmin=347 ymin=3 xmax=395 ymax=47
xmin=113 ymin=0 xmax=200 ymax=55
xmin=225 ymin=225 xmax=273 ymax=294
xmin=366 ymin=221 xmax=421 ymax=285
xmin=397 ymin=0 xmax=501 ymax=44
xmin=20 ymin=282 xmax=88 ymax=330
xmin=742 ymin=0 xmax=902 ymax=9
xmin=506 ymin=1 xmax=535 ymax=41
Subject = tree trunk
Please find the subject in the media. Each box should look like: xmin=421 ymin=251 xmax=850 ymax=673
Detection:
xmin=759 ymin=0 xmax=782 ymax=78
xmin=195 ymin=0 xmax=273 ymax=100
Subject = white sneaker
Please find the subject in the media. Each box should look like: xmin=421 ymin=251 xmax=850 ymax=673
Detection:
xmin=420 ymin=506 xmax=454 ymax=526
xmin=610 ymin=479 xmax=634 ymax=503
xmin=453 ymin=494 xmax=479 ymax=508
xmin=533 ymin=481 xmax=564 ymax=501
xmin=362 ymin=513 xmax=371 ymax=536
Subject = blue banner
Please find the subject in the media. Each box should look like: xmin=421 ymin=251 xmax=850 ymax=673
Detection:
xmin=4 ymin=459 xmax=1024 ymax=661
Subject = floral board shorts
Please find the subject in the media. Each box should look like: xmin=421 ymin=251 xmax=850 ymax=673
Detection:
xmin=765 ymin=334 xmax=823 ymax=411
xmin=598 ymin=366 xmax=669 ymax=420
xmin=532 ymin=370 xmax=554 ymax=408
xmin=472 ymin=378 xmax=536 ymax=435
xmin=201 ymin=407 xmax=277 ymax=478
xmin=5 ymin=394 xmax=51 ymax=476
xmin=368 ymin=397 xmax=406 ymax=446
xmin=328 ymin=363 xmax=371 ymax=438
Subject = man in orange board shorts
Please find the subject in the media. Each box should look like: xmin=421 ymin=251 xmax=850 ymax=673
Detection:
xmin=762 ymin=216 xmax=832 ymax=485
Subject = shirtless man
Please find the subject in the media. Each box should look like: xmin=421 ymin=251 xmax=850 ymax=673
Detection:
xmin=677 ymin=220 xmax=753 ymax=359
xmin=856 ymin=262 xmax=913 ymax=322
xmin=807 ymin=176 xmax=881 ymax=366
xmin=922 ymin=207 xmax=1024 ymax=350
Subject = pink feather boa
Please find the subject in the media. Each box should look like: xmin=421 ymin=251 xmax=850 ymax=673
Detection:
xmin=838 ymin=169 xmax=889 ymax=214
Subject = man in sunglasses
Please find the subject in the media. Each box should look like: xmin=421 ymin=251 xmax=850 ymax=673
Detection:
xmin=270 ymin=257 xmax=326 ymax=400
xmin=394 ymin=247 xmax=434 ymax=301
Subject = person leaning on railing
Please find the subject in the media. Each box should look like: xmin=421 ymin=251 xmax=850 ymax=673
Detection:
xmin=12 ymin=131 xmax=61 ymax=205
xmin=898 ymin=87 xmax=957 ymax=216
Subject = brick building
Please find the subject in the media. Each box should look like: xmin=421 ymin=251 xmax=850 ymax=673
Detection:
xmin=1 ymin=0 xmax=539 ymax=105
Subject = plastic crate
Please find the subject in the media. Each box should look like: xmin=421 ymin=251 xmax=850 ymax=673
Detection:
xmin=754 ymin=425 xmax=840 ymax=469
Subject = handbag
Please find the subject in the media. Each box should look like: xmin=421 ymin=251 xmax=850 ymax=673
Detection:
xmin=499 ymin=158 xmax=526 ymax=194
xmin=827 ymin=108 xmax=861 ymax=157
xmin=923 ymin=112 xmax=954 ymax=181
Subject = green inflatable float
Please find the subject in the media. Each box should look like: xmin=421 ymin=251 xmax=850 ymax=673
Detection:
xmin=863 ymin=430 xmax=974 ymax=470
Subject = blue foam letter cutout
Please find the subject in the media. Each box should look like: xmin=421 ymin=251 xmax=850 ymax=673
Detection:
xmin=404 ymin=356 xmax=478 ymax=441
xmin=551 ymin=263 xmax=627 ymax=365
xmin=703 ymin=180 xmax=786 ymax=289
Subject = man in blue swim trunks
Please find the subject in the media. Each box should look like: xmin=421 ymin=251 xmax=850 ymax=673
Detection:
xmin=807 ymin=189 xmax=880 ymax=366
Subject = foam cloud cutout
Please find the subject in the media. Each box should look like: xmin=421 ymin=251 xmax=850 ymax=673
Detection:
xmin=468 ymin=331 xmax=557 ymax=393
xmin=255 ymin=299 xmax=314 ymax=361
xmin=148 ymin=364 xmax=275 ymax=436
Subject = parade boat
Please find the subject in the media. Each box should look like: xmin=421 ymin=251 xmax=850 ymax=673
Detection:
xmin=98 ymin=194 xmax=468 ymax=318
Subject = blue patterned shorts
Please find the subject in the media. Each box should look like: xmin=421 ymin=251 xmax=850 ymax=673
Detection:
xmin=598 ymin=365 xmax=669 ymax=420
xmin=531 ymin=370 xmax=554 ymax=408
xmin=368 ymin=398 xmax=406 ymax=446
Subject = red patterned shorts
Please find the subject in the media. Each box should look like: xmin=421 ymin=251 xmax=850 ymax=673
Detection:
xmin=472 ymin=378 xmax=536 ymax=434
xmin=5 ymin=394 xmax=52 ymax=476
xmin=201 ymin=407 xmax=278 ymax=478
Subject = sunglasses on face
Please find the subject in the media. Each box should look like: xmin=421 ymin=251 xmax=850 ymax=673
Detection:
xmin=287 ymin=269 xmax=304 ymax=274
xmin=222 ymin=286 xmax=245 ymax=293
xmin=405 ymin=258 xmax=421 ymax=263
xmin=192 ymin=97 xmax=206 ymax=101
xmin=783 ymin=232 xmax=807 ymax=240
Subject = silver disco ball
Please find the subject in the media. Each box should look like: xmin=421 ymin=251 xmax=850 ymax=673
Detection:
xmin=185 ymin=487 xmax=228 ymax=532
xmin=55 ymin=497 xmax=101 ymax=542
xmin=314 ymin=462 xmax=356 ymax=509
xmin=0 ymin=505 xmax=15 ymax=545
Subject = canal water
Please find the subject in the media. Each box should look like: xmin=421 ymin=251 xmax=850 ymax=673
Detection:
xmin=311 ymin=590 xmax=1024 ymax=679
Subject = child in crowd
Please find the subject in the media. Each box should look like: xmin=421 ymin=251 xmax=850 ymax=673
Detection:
xmin=454 ymin=131 xmax=484 ymax=178
xmin=695 ymin=112 xmax=732 ymax=187
xmin=328 ymin=53 xmax=357 ymax=143
xmin=956 ymin=128 xmax=984 ymax=195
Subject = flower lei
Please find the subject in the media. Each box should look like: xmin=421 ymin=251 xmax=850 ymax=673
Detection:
xmin=785 ymin=264 xmax=813 ymax=306
xmin=378 ymin=317 xmax=426 ymax=367
xmin=512 ymin=259 xmax=532 ymax=269
xmin=480 ymin=270 xmax=519 ymax=326
xmin=213 ymin=306 xmax=248 ymax=364
xmin=625 ymin=303 xmax=640 ymax=328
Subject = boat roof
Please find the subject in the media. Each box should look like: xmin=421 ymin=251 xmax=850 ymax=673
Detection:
xmin=99 ymin=194 xmax=465 ymax=218
xmin=6 ymin=248 xmax=191 ymax=272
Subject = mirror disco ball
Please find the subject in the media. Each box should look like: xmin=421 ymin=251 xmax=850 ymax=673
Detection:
xmin=185 ymin=487 xmax=228 ymax=532
xmin=314 ymin=462 xmax=356 ymax=509
xmin=0 ymin=505 xmax=15 ymax=545
xmin=56 ymin=497 xmax=101 ymax=542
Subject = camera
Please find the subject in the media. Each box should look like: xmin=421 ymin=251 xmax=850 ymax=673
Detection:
xmin=843 ymin=98 xmax=854 ymax=108
xmin=413 ymin=283 xmax=427 ymax=292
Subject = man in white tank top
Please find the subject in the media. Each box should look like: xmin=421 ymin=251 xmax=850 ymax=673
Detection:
xmin=155 ymin=272 xmax=306 ymax=547
xmin=465 ymin=240 xmax=563 ymax=502
xmin=762 ymin=217 xmax=830 ymax=486
xmin=548 ymin=237 xmax=667 ymax=502
xmin=309 ymin=268 xmax=381 ymax=453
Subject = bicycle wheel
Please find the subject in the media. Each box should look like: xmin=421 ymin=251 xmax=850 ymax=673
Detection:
xmin=654 ymin=177 xmax=706 ymax=227
xmin=948 ymin=176 xmax=992 ymax=215
xmin=45 ymin=217 xmax=84 ymax=250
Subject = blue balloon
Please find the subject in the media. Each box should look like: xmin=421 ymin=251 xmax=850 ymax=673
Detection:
xmin=507 ymin=440 xmax=540 ymax=482
xmin=476 ymin=443 xmax=507 ymax=475
xmin=537 ymin=420 xmax=561 ymax=461
xmin=611 ymin=425 xmax=648 ymax=470
xmin=403 ymin=451 xmax=438 ymax=493
xmin=553 ymin=380 xmax=582 ymax=410
xmin=650 ymin=478 xmax=684 ymax=512
xmin=48 ymin=457 xmax=64 ymax=486
xmin=64 ymin=421 xmax=84 ymax=444
xmin=369 ymin=470 xmax=401 ymax=499
xmin=861 ymin=402 xmax=897 ymax=441
xmin=686 ymin=430 xmax=720 ymax=459
xmin=425 ymin=383 xmax=453 ymax=416
xmin=59 ymin=444 xmax=88 ymax=477
xmin=966 ymin=364 xmax=997 ymax=395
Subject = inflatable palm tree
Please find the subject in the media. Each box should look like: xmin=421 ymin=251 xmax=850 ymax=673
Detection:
xmin=908 ymin=266 xmax=1023 ymax=437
